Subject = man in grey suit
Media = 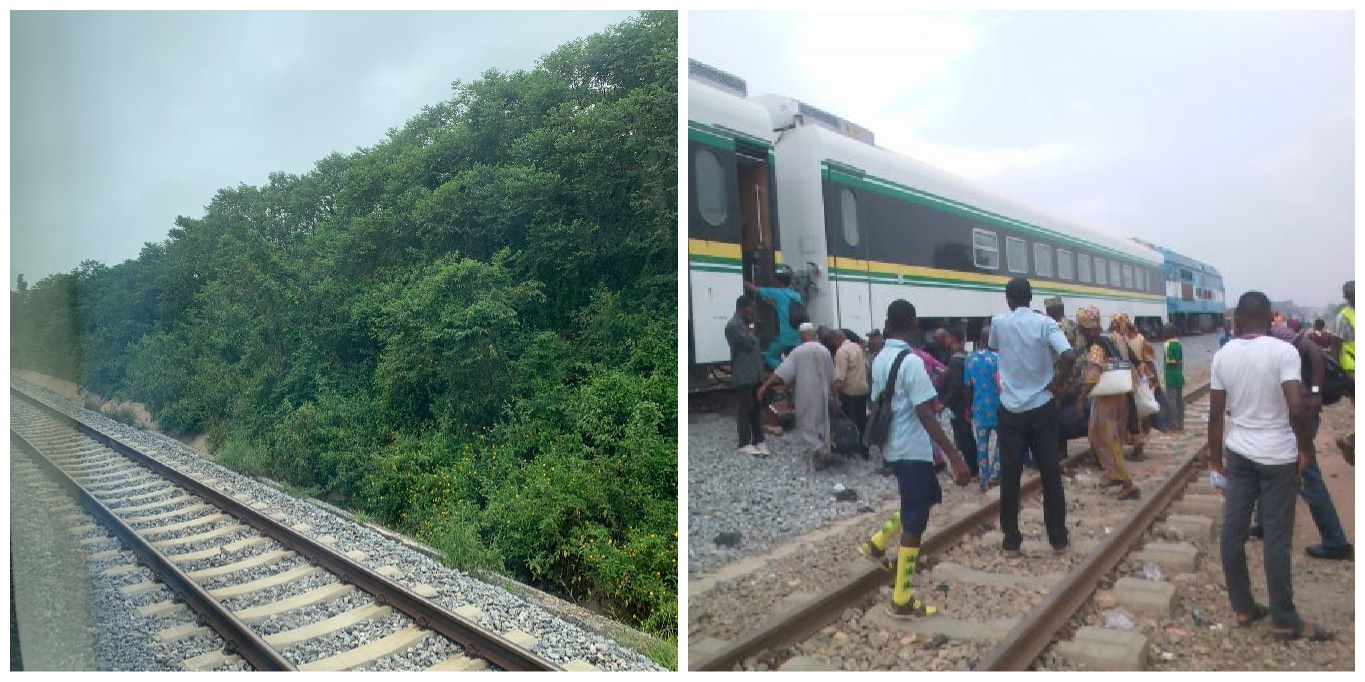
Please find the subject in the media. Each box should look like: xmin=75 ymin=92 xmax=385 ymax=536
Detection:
xmin=727 ymin=295 xmax=768 ymax=456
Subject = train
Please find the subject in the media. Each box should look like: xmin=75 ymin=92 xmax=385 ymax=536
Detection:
xmin=687 ymin=59 xmax=1195 ymax=390
xmin=1133 ymin=239 xmax=1228 ymax=334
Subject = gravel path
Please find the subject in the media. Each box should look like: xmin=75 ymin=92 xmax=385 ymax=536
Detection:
xmin=11 ymin=378 xmax=666 ymax=671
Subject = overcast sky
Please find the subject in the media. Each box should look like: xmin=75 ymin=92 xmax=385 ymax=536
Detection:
xmin=690 ymin=10 xmax=1355 ymax=310
xmin=9 ymin=10 xmax=637 ymax=289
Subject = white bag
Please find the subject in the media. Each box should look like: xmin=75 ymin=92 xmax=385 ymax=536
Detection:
xmin=1133 ymin=376 xmax=1160 ymax=418
xmin=1091 ymin=361 xmax=1135 ymax=397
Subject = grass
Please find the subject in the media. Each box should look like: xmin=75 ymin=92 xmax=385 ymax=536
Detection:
xmin=616 ymin=627 xmax=677 ymax=671
xmin=100 ymin=403 xmax=147 ymax=430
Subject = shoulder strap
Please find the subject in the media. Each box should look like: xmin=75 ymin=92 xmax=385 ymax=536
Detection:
xmin=877 ymin=350 xmax=912 ymax=407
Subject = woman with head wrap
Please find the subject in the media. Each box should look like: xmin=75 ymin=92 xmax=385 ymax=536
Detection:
xmin=1075 ymin=306 xmax=1140 ymax=500
xmin=1108 ymin=312 xmax=1161 ymax=460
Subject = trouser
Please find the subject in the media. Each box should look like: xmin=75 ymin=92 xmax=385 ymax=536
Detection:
xmin=974 ymin=424 xmax=999 ymax=483
xmin=950 ymin=416 xmax=978 ymax=478
xmin=1222 ymin=449 xmax=1300 ymax=628
xmin=841 ymin=393 xmax=869 ymax=447
xmin=735 ymin=385 xmax=764 ymax=448
xmin=1166 ymin=387 xmax=1185 ymax=429
xmin=1252 ymin=415 xmax=1349 ymax=549
xmin=998 ymin=399 xmax=1068 ymax=549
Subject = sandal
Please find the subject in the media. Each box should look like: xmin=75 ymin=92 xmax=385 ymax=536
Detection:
xmin=1236 ymin=604 xmax=1269 ymax=628
xmin=1117 ymin=486 xmax=1141 ymax=500
xmin=1271 ymin=620 xmax=1334 ymax=642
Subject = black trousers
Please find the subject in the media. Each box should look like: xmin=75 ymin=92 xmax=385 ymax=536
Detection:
xmin=840 ymin=393 xmax=869 ymax=437
xmin=998 ymin=399 xmax=1068 ymax=549
xmin=950 ymin=415 xmax=979 ymax=478
xmin=736 ymin=385 xmax=764 ymax=447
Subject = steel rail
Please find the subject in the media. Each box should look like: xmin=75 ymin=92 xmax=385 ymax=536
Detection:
xmin=11 ymin=387 xmax=563 ymax=672
xmin=11 ymin=428 xmax=296 ymax=671
xmin=690 ymin=383 xmax=1211 ymax=671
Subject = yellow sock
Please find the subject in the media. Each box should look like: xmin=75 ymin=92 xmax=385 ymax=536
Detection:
xmin=892 ymin=546 xmax=920 ymax=607
xmin=869 ymin=512 xmax=901 ymax=552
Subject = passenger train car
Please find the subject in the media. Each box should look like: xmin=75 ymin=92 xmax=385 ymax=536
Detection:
xmin=688 ymin=60 xmax=1168 ymax=389
xmin=1134 ymin=240 xmax=1227 ymax=334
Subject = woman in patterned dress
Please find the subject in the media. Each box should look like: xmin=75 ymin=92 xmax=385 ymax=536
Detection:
xmin=1077 ymin=306 xmax=1140 ymax=500
xmin=1108 ymin=313 xmax=1160 ymax=460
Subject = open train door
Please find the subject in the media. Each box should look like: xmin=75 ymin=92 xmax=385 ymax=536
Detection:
xmin=737 ymin=140 xmax=778 ymax=348
xmin=823 ymin=171 xmax=874 ymax=337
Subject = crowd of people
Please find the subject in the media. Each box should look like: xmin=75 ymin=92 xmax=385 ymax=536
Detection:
xmin=723 ymin=273 xmax=1355 ymax=627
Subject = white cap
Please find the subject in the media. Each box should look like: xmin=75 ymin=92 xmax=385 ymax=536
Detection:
xmin=798 ymin=322 xmax=817 ymax=333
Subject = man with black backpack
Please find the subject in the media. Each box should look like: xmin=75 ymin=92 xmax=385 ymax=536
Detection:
xmin=1244 ymin=321 xmax=1354 ymax=561
xmin=745 ymin=265 xmax=807 ymax=370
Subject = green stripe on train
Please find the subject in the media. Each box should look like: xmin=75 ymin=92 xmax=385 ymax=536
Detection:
xmin=830 ymin=274 xmax=1162 ymax=303
xmin=689 ymin=120 xmax=774 ymax=151
xmin=821 ymin=163 xmax=1153 ymax=267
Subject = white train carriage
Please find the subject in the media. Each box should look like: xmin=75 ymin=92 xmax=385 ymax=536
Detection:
xmin=751 ymin=95 xmax=1166 ymax=340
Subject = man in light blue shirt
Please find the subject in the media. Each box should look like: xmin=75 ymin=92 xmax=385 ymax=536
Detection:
xmin=988 ymin=278 xmax=1077 ymax=554
xmin=858 ymin=299 xmax=969 ymax=619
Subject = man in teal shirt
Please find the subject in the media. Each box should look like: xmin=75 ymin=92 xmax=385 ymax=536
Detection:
xmin=745 ymin=265 xmax=805 ymax=370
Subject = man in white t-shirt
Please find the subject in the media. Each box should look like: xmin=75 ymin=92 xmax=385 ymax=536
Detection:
xmin=1208 ymin=291 xmax=1332 ymax=642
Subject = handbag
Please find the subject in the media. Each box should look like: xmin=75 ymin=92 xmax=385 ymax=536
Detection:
xmin=1091 ymin=334 xmax=1135 ymax=397
xmin=864 ymin=350 xmax=911 ymax=453
xmin=1133 ymin=376 xmax=1160 ymax=418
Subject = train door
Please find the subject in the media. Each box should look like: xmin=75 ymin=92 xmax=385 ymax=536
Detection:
xmin=824 ymin=182 xmax=873 ymax=335
xmin=736 ymin=140 xmax=779 ymax=348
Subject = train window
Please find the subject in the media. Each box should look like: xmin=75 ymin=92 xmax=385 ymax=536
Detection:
xmin=1077 ymin=253 xmax=1092 ymax=283
xmin=1033 ymin=243 xmax=1053 ymax=277
xmin=1094 ymin=258 xmax=1106 ymax=286
xmin=841 ymin=188 xmax=860 ymax=247
xmin=1139 ymin=270 xmax=1148 ymax=292
xmin=972 ymin=229 xmax=1000 ymax=269
xmin=695 ymin=148 xmax=727 ymax=227
xmin=1006 ymin=236 xmax=1028 ymax=274
xmin=1123 ymin=264 xmax=1135 ymax=290
xmin=1110 ymin=261 xmax=1123 ymax=289
xmin=1057 ymin=249 xmax=1074 ymax=281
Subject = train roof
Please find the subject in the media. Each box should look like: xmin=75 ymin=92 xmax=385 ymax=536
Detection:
xmin=1131 ymin=239 xmax=1223 ymax=277
xmin=764 ymin=102 xmax=1161 ymax=265
xmin=687 ymin=61 xmax=776 ymax=147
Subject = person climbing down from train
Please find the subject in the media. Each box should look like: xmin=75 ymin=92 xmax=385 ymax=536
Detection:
xmin=1209 ymin=291 xmax=1333 ymax=643
xmin=726 ymin=295 xmax=768 ymax=457
xmin=991 ymin=278 xmax=1076 ymax=555
xmin=744 ymin=265 xmax=805 ymax=370
xmin=856 ymin=299 xmax=970 ymax=617
xmin=757 ymin=323 xmax=835 ymax=469
xmin=1076 ymin=306 xmax=1140 ymax=500
xmin=964 ymin=323 xmax=1001 ymax=491
xmin=1242 ymin=320 xmax=1354 ymax=562
xmin=832 ymin=327 xmax=871 ymax=456
xmin=1109 ymin=313 xmax=1159 ymax=461
xmin=939 ymin=328 xmax=978 ymax=481
xmin=1162 ymin=324 xmax=1185 ymax=432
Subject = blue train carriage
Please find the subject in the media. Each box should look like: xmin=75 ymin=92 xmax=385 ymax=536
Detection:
xmin=752 ymin=94 xmax=1167 ymax=343
xmin=1136 ymin=242 xmax=1226 ymax=334
xmin=687 ymin=60 xmax=782 ymax=391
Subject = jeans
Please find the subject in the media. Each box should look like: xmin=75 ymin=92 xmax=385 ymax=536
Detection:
xmin=998 ymin=399 xmax=1068 ymax=549
xmin=841 ymin=393 xmax=869 ymax=447
xmin=1222 ymin=449 xmax=1300 ymax=628
xmin=950 ymin=415 xmax=978 ymax=478
xmin=1252 ymin=414 xmax=1350 ymax=549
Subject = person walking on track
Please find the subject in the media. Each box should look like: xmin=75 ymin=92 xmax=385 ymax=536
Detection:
xmin=1076 ymin=306 xmax=1140 ymax=500
xmin=857 ymin=299 xmax=970 ymax=618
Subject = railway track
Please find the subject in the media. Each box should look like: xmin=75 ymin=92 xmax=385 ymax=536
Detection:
xmin=691 ymin=383 xmax=1223 ymax=671
xmin=10 ymin=385 xmax=568 ymax=672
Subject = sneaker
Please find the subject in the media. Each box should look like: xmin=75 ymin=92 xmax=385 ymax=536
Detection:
xmin=753 ymin=442 xmax=770 ymax=456
xmin=857 ymin=542 xmax=894 ymax=571
xmin=1051 ymin=541 xmax=1070 ymax=555
xmin=1305 ymin=544 xmax=1353 ymax=561
xmin=737 ymin=445 xmax=759 ymax=456
xmin=886 ymin=597 xmax=938 ymax=619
